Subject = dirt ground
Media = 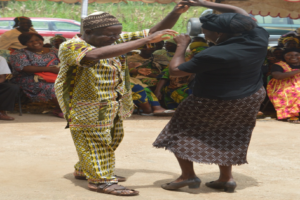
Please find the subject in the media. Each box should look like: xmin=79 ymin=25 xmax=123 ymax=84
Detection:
xmin=0 ymin=113 xmax=300 ymax=200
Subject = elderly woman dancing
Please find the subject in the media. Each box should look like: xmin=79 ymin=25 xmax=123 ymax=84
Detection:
xmin=153 ymin=0 xmax=268 ymax=193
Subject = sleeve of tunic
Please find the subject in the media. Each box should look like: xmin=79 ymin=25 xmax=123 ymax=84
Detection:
xmin=116 ymin=30 xmax=149 ymax=44
xmin=58 ymin=40 xmax=95 ymax=68
xmin=9 ymin=50 xmax=31 ymax=72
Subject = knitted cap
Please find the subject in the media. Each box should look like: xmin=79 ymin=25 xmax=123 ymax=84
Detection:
xmin=83 ymin=11 xmax=122 ymax=30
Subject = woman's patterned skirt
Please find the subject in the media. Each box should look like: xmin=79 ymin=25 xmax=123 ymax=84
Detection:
xmin=153 ymin=87 xmax=266 ymax=166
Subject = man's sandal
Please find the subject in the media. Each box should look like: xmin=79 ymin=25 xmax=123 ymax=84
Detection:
xmin=74 ymin=171 xmax=126 ymax=182
xmin=88 ymin=183 xmax=139 ymax=196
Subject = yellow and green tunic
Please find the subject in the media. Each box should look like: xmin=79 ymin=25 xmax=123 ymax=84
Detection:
xmin=55 ymin=31 xmax=148 ymax=184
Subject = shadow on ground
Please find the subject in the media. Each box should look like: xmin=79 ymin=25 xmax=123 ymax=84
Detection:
xmin=63 ymin=168 xmax=258 ymax=194
xmin=0 ymin=113 xmax=172 ymax=125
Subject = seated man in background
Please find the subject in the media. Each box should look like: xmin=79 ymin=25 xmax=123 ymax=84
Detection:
xmin=0 ymin=16 xmax=37 ymax=50
xmin=0 ymin=56 xmax=19 ymax=120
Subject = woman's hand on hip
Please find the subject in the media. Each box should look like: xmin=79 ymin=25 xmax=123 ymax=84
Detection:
xmin=174 ymin=34 xmax=191 ymax=47
xmin=147 ymin=29 xmax=178 ymax=44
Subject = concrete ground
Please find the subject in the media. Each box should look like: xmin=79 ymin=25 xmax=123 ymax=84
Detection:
xmin=0 ymin=113 xmax=300 ymax=200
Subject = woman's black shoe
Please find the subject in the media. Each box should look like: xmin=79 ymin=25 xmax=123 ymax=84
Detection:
xmin=205 ymin=181 xmax=237 ymax=193
xmin=161 ymin=177 xmax=201 ymax=190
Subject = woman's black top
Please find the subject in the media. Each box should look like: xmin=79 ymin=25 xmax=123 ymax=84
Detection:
xmin=178 ymin=27 xmax=269 ymax=100
xmin=271 ymin=64 xmax=300 ymax=72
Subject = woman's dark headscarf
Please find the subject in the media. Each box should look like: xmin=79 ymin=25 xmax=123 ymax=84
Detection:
xmin=282 ymin=48 xmax=300 ymax=62
xmin=200 ymin=13 xmax=257 ymax=34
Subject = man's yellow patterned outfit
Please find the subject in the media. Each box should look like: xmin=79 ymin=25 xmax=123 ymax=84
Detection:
xmin=55 ymin=30 xmax=149 ymax=184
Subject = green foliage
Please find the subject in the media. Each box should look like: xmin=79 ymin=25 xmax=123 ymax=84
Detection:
xmin=0 ymin=0 xmax=205 ymax=32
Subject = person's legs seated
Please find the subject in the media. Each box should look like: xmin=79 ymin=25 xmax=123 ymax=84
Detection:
xmin=0 ymin=82 xmax=19 ymax=120
xmin=131 ymin=84 xmax=174 ymax=116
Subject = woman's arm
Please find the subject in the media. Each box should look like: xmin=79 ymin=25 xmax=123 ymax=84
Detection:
xmin=169 ymin=34 xmax=193 ymax=77
xmin=154 ymin=79 xmax=168 ymax=100
xmin=181 ymin=0 xmax=249 ymax=16
xmin=149 ymin=1 xmax=189 ymax=34
xmin=272 ymin=70 xmax=300 ymax=80
xmin=22 ymin=66 xmax=59 ymax=74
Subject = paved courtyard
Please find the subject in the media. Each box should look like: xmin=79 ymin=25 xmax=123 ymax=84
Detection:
xmin=0 ymin=113 xmax=299 ymax=200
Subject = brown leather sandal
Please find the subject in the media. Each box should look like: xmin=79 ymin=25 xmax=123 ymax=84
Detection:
xmin=88 ymin=183 xmax=139 ymax=196
xmin=74 ymin=171 xmax=126 ymax=182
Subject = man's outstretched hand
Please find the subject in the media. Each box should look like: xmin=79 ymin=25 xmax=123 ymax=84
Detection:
xmin=147 ymin=29 xmax=178 ymax=44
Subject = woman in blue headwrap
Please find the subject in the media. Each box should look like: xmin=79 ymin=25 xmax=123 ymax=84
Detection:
xmin=153 ymin=0 xmax=268 ymax=193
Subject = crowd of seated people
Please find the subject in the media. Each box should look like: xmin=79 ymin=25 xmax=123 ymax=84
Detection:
xmin=1 ymin=15 xmax=299 ymax=121
xmin=0 ymin=16 xmax=67 ymax=120
xmin=127 ymin=37 xmax=207 ymax=114
xmin=261 ymin=28 xmax=300 ymax=123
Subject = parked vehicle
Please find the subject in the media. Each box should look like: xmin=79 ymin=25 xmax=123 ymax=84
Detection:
xmin=0 ymin=17 xmax=80 ymax=38
xmin=187 ymin=9 xmax=300 ymax=46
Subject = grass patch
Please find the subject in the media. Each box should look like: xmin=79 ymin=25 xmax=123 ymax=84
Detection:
xmin=0 ymin=0 xmax=206 ymax=32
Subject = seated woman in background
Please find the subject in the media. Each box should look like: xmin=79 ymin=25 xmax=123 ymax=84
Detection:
xmin=263 ymin=46 xmax=284 ymax=77
xmin=282 ymin=37 xmax=299 ymax=49
xmin=131 ymin=82 xmax=174 ymax=116
xmin=267 ymin=48 xmax=300 ymax=123
xmin=153 ymin=38 xmax=178 ymax=61
xmin=154 ymin=38 xmax=208 ymax=109
xmin=0 ymin=17 xmax=37 ymax=50
xmin=128 ymin=43 xmax=169 ymax=87
xmin=155 ymin=41 xmax=164 ymax=51
xmin=50 ymin=35 xmax=67 ymax=50
xmin=269 ymin=46 xmax=283 ymax=64
xmin=9 ymin=32 xmax=63 ymax=118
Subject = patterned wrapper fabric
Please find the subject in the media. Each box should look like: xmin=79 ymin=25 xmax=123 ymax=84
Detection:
xmin=55 ymin=30 xmax=149 ymax=184
xmin=267 ymin=61 xmax=300 ymax=119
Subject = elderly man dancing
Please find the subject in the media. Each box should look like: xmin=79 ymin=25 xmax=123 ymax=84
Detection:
xmin=54 ymin=3 xmax=189 ymax=196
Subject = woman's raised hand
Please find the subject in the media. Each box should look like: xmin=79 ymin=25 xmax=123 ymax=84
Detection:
xmin=174 ymin=34 xmax=192 ymax=47
xmin=147 ymin=29 xmax=178 ymax=44
xmin=179 ymin=0 xmax=208 ymax=7
xmin=173 ymin=1 xmax=190 ymax=14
